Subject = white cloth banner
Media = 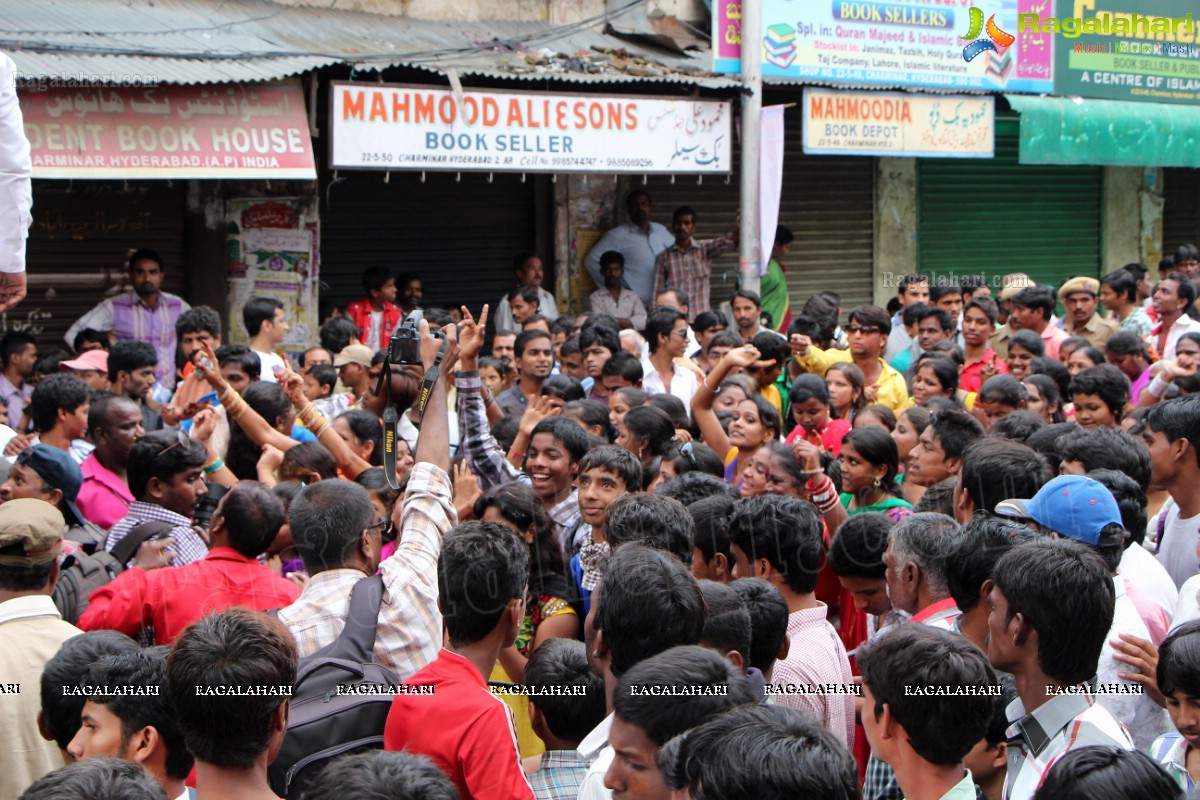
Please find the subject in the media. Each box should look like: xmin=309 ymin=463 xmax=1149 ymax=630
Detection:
xmin=758 ymin=106 xmax=785 ymax=277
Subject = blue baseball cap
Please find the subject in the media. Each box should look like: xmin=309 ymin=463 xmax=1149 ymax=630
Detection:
xmin=994 ymin=475 xmax=1122 ymax=546
xmin=15 ymin=444 xmax=84 ymax=527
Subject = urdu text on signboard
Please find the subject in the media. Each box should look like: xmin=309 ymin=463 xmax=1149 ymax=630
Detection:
xmin=330 ymin=83 xmax=733 ymax=174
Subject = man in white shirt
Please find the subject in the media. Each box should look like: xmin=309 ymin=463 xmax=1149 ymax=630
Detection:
xmin=1150 ymin=273 xmax=1200 ymax=361
xmin=0 ymin=51 xmax=31 ymax=312
xmin=494 ymin=251 xmax=559 ymax=333
xmin=243 ymin=296 xmax=289 ymax=382
xmin=640 ymin=307 xmax=697 ymax=414
xmin=584 ymin=191 xmax=674 ymax=307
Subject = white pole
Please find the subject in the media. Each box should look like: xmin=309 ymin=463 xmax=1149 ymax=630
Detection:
xmin=738 ymin=0 xmax=762 ymax=294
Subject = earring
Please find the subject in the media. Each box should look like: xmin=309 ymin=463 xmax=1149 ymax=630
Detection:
xmin=874 ymin=476 xmax=882 ymax=488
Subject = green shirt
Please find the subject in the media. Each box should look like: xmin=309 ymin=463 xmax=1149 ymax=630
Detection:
xmin=760 ymin=258 xmax=789 ymax=333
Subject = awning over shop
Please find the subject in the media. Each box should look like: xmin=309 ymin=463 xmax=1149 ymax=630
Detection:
xmin=19 ymin=81 xmax=316 ymax=179
xmin=1004 ymin=94 xmax=1200 ymax=168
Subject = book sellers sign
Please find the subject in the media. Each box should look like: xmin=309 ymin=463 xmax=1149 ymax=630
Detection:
xmin=19 ymin=81 xmax=316 ymax=179
xmin=329 ymin=83 xmax=733 ymax=174
xmin=801 ymin=88 xmax=994 ymax=158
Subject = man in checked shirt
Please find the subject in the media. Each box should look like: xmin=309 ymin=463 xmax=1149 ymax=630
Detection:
xmin=277 ymin=319 xmax=459 ymax=679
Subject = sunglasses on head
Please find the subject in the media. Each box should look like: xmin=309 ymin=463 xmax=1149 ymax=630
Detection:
xmin=153 ymin=430 xmax=192 ymax=459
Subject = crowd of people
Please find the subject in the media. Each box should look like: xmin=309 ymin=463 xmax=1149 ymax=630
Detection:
xmin=2 ymin=215 xmax=1200 ymax=800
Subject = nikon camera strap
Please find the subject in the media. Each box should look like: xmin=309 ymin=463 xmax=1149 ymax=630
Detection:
xmin=381 ymin=336 xmax=447 ymax=490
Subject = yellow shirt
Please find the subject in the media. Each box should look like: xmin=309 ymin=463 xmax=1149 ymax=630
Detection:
xmin=794 ymin=348 xmax=911 ymax=415
xmin=761 ymin=383 xmax=783 ymax=415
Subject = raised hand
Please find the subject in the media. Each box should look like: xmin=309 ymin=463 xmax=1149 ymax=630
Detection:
xmin=280 ymin=370 xmax=306 ymax=407
xmin=189 ymin=407 xmax=218 ymax=442
xmin=192 ymin=341 xmax=226 ymax=391
xmin=457 ymin=305 xmax=489 ymax=367
xmin=723 ymin=343 xmax=764 ymax=370
xmin=519 ymin=395 xmax=560 ymax=437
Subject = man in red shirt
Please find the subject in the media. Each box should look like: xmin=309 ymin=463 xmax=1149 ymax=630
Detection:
xmin=384 ymin=520 xmax=535 ymax=800
xmin=345 ymin=266 xmax=402 ymax=352
xmin=78 ymin=481 xmax=299 ymax=643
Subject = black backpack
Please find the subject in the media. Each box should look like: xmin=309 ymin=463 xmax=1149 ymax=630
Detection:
xmin=52 ymin=520 xmax=174 ymax=626
xmin=268 ymin=574 xmax=401 ymax=799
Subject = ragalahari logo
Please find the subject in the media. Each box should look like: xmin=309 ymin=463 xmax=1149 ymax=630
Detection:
xmin=960 ymin=7 xmax=1014 ymax=62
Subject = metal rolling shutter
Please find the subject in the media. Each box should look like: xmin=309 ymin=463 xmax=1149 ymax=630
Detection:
xmin=318 ymin=170 xmax=540 ymax=315
xmin=640 ymin=134 xmax=875 ymax=320
xmin=1163 ymin=167 xmax=1200 ymax=255
xmin=917 ymin=114 xmax=1103 ymax=291
xmin=17 ymin=181 xmax=187 ymax=349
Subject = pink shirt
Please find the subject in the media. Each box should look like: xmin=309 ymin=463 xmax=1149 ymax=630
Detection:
xmin=77 ymin=453 xmax=133 ymax=531
xmin=772 ymin=603 xmax=856 ymax=749
xmin=1041 ymin=323 xmax=1069 ymax=360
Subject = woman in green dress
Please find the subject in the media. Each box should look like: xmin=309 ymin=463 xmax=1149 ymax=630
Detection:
xmin=837 ymin=426 xmax=913 ymax=522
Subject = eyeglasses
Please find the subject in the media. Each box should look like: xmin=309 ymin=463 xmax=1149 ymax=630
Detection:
xmin=364 ymin=516 xmax=389 ymax=537
xmin=152 ymin=430 xmax=192 ymax=459
xmin=671 ymin=329 xmax=689 ymax=339
xmin=845 ymin=324 xmax=882 ymax=335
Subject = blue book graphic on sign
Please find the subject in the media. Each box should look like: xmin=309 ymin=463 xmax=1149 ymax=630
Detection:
xmin=764 ymin=23 xmax=796 ymax=68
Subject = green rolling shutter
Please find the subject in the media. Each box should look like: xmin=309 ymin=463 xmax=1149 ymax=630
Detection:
xmin=917 ymin=114 xmax=1103 ymax=292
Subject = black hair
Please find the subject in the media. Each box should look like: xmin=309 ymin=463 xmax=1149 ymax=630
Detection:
xmin=577 ymin=444 xmax=643 ymax=492
xmin=319 ymin=317 xmax=358 ymax=355
xmin=842 ymin=426 xmax=903 ymax=493
xmin=1008 ymin=329 xmax=1046 ymax=358
xmin=646 ymin=394 xmax=687 ymax=429
xmin=360 ymin=265 xmax=394 ymax=294
xmin=959 ymin=438 xmax=1049 ymax=516
xmin=1177 ymin=243 xmax=1200 ymax=263
xmin=1161 ymin=271 xmax=1198 ymax=313
xmin=175 ymin=305 xmax=221 ymax=339
xmin=698 ymin=581 xmax=752 ymax=665
xmin=33 ymin=349 xmax=71 ymax=377
xmin=1101 ymin=268 xmax=1140 ymax=304
xmin=227 ymin=382 xmax=291 ymax=479
xmin=72 ymin=329 xmax=108 ymax=353
xmin=513 ymin=328 xmax=551 ymax=360
xmin=687 ymin=493 xmax=736 ymax=568
xmin=307 ymin=363 xmax=338 ymax=394
xmin=750 ymin=332 xmax=790 ymax=372
xmin=991 ymin=538 xmax=1115 ymax=684
xmin=521 ymin=638 xmax=606 ymax=743
xmin=692 ymin=311 xmax=726 ymax=335
xmin=1084 ymin=470 xmax=1146 ymax=555
xmin=915 ymin=306 xmax=954 ymax=333
xmin=729 ymin=578 xmax=789 ymax=676
xmin=847 ymin=304 xmax=892 ymax=336
xmin=214 ymin=343 xmax=261 ymax=378
xmin=599 ymin=250 xmax=625 ymax=269
xmin=989 ymin=410 xmax=1046 ymax=443
xmin=856 ymin=403 xmax=897 ymax=432
xmin=438 ymin=521 xmax=530 ymax=646
xmin=1057 ymin=427 xmax=1150 ymax=491
xmin=604 ymin=494 xmax=695 ymax=565
xmin=490 ymin=413 xmax=521 ymax=454
xmin=594 ymin=543 xmax=704 ymax=676
xmin=601 ymin=351 xmax=644 ymax=384
xmin=562 ymin=399 xmax=616 ymax=442
xmin=658 ymin=471 xmax=738 ymax=507
xmin=945 ymin=515 xmax=1039 ymax=613
xmin=1146 ymin=394 xmax=1200 ymax=468
xmin=528 ymin=417 xmax=591 ymax=466
xmin=39 ymin=631 xmax=139 ymax=750
xmin=1158 ymin=618 xmax=1200 ymax=701
xmin=1033 ymin=747 xmax=1183 ymax=800
xmin=729 ymin=495 xmax=821 ymax=594
xmin=1023 ymin=421 xmax=1076 ymax=473
xmin=17 ymin=758 xmax=170 ymax=800
xmin=167 ymin=609 xmax=297 ymax=769
xmin=1023 ymin=374 xmax=1065 ymax=423
xmin=621 ymin=406 xmax=677 ymax=458
xmin=858 ymin=624 xmax=997 ymax=765
xmin=613 ymin=645 xmax=756 ymax=745
xmin=507 ymin=284 xmax=540 ymax=308
xmin=1033 ymin=361 xmax=1074 ymax=408
xmin=214 ymin=481 xmax=286 ymax=558
xmin=0 ymin=558 xmax=53 ymax=592
xmin=354 ymin=468 xmax=401 ymax=533
xmin=1105 ymin=330 xmax=1148 ymax=361
xmin=302 ymin=751 xmax=459 ymax=800
xmin=657 ymin=703 xmax=859 ymax=800
xmin=916 ymin=356 xmax=959 ymax=395
xmin=29 ymin=373 xmax=90 ymax=434
xmin=646 ymin=307 xmax=687 ymax=355
xmin=901 ymin=303 xmax=930 ymax=328
xmin=541 ymin=374 xmax=585 ymax=403
xmin=1011 ymin=286 xmax=1057 ymax=321
xmin=126 ymin=430 xmax=207 ymax=499
xmin=965 ymin=296 xmax=1000 ymax=323
xmin=929 ymin=281 xmax=964 ymax=304
xmin=980 ymin=374 xmax=1028 ymax=407
xmin=0 ymin=330 xmax=37 ymax=369
xmin=472 ymin=481 xmax=566 ymax=602
xmin=1069 ymin=364 xmax=1131 ymax=417
xmin=242 ymin=296 xmax=284 ymax=338
xmin=1070 ymin=345 xmax=1107 ymax=370
xmin=337 ymin=409 xmax=384 ymax=467
xmin=670 ymin=205 xmax=697 ymax=225
xmin=287 ymin=478 xmax=376 ymax=573
xmin=82 ymin=649 xmax=193 ymax=780
xmin=788 ymin=373 xmax=830 ymax=410
xmin=827 ymin=511 xmax=893 ymax=579
xmin=579 ymin=322 xmax=620 ymax=357
xmin=731 ymin=288 xmax=761 ymax=308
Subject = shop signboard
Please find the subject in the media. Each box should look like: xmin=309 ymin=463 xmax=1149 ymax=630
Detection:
xmin=330 ymin=83 xmax=733 ymax=174
xmin=1047 ymin=0 xmax=1200 ymax=104
xmin=19 ymin=81 xmax=316 ymax=179
xmin=713 ymin=0 xmax=1053 ymax=94
xmin=802 ymin=88 xmax=994 ymax=157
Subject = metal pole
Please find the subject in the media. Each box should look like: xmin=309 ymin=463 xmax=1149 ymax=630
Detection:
xmin=738 ymin=0 xmax=762 ymax=294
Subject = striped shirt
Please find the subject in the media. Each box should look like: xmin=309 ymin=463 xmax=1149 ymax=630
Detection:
xmin=105 ymin=501 xmax=208 ymax=567
xmin=277 ymin=462 xmax=455 ymax=680
xmin=1151 ymin=732 xmax=1197 ymax=793
xmin=652 ymin=235 xmax=737 ymax=316
xmin=528 ymin=750 xmax=589 ymax=800
xmin=772 ymin=603 xmax=856 ymax=749
xmin=1002 ymin=687 xmax=1133 ymax=800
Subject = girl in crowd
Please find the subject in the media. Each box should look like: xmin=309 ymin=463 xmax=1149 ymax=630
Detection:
xmin=692 ymin=344 xmax=783 ymax=486
xmin=478 ymin=355 xmax=513 ymax=397
xmin=784 ymin=374 xmax=851 ymax=456
xmin=853 ymin=404 xmax=896 ymax=433
xmin=826 ymin=361 xmax=867 ymax=423
xmin=1024 ymin=374 xmax=1066 ymax=424
xmin=711 ymin=374 xmax=757 ymax=413
xmin=837 ymin=426 xmax=913 ymax=522
xmin=616 ymin=405 xmax=677 ymax=465
xmin=561 ymin=399 xmax=615 ymax=443
xmin=1005 ymin=330 xmax=1045 ymax=380
xmin=1066 ymin=346 xmax=1106 ymax=378
xmin=891 ymin=406 xmax=931 ymax=507
xmin=910 ymin=356 xmax=961 ymax=408
xmin=738 ymin=441 xmax=779 ymax=498
xmin=334 ymin=409 xmax=385 ymax=469
xmin=607 ymin=387 xmax=647 ymax=429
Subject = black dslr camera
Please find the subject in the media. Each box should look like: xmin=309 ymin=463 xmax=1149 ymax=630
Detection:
xmin=387 ymin=319 xmax=422 ymax=365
